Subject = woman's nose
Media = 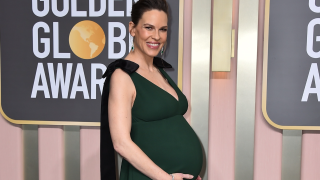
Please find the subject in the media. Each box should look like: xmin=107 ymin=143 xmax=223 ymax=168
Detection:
xmin=152 ymin=30 xmax=160 ymax=40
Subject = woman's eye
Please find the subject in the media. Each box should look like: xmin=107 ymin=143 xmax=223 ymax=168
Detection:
xmin=145 ymin=27 xmax=152 ymax=30
xmin=160 ymin=29 xmax=168 ymax=32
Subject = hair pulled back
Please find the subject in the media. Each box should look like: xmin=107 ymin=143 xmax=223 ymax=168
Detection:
xmin=131 ymin=0 xmax=169 ymax=26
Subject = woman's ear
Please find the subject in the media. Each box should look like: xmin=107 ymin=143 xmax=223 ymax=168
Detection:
xmin=129 ymin=21 xmax=136 ymax=37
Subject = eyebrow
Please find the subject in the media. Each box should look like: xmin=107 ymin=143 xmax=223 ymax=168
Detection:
xmin=143 ymin=23 xmax=168 ymax=28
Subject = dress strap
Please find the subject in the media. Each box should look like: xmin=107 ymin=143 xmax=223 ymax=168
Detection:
xmin=102 ymin=59 xmax=139 ymax=78
xmin=102 ymin=57 xmax=172 ymax=79
xmin=153 ymin=57 xmax=173 ymax=68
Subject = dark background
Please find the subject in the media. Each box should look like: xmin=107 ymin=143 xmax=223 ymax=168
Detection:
xmin=267 ymin=0 xmax=320 ymax=126
xmin=0 ymin=0 xmax=180 ymax=123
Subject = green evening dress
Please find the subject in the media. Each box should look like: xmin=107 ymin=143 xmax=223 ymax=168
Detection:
xmin=100 ymin=58 xmax=203 ymax=180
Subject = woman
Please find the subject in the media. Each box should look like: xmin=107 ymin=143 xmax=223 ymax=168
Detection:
xmin=100 ymin=0 xmax=203 ymax=179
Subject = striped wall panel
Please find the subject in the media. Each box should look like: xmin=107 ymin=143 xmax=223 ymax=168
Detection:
xmin=253 ymin=1 xmax=282 ymax=179
xmin=80 ymin=127 xmax=100 ymax=180
xmin=0 ymin=116 xmax=23 ymax=180
xmin=207 ymin=0 xmax=238 ymax=178
xmin=39 ymin=126 xmax=64 ymax=180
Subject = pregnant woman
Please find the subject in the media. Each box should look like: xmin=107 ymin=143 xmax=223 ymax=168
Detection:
xmin=100 ymin=0 xmax=203 ymax=179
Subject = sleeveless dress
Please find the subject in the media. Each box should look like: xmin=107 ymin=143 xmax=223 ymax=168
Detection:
xmin=100 ymin=57 xmax=203 ymax=180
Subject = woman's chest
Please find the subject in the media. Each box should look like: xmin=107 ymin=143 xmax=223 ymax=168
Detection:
xmin=130 ymin=74 xmax=188 ymax=121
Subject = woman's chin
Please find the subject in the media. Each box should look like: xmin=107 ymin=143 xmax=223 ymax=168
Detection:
xmin=145 ymin=52 xmax=160 ymax=58
xmin=135 ymin=48 xmax=161 ymax=58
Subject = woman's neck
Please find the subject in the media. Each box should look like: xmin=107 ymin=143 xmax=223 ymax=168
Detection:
xmin=125 ymin=50 xmax=156 ymax=72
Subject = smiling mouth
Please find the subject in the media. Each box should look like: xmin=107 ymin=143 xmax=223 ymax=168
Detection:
xmin=146 ymin=42 xmax=160 ymax=49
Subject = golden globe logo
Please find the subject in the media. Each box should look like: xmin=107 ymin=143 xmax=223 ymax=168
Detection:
xmin=69 ymin=20 xmax=106 ymax=59
xmin=31 ymin=0 xmax=136 ymax=100
xmin=31 ymin=19 xmax=108 ymax=100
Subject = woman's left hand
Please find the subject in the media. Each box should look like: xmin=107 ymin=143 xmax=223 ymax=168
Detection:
xmin=196 ymin=175 xmax=201 ymax=180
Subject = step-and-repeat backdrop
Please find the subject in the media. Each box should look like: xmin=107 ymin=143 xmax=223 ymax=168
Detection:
xmin=0 ymin=0 xmax=180 ymax=125
xmin=264 ymin=0 xmax=320 ymax=129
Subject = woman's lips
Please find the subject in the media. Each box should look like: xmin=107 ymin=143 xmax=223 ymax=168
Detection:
xmin=146 ymin=42 xmax=160 ymax=49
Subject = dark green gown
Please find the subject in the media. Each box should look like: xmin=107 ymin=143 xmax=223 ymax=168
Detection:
xmin=100 ymin=58 xmax=203 ymax=180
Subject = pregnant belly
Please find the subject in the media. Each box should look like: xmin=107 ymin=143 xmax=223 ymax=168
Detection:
xmin=131 ymin=115 xmax=203 ymax=178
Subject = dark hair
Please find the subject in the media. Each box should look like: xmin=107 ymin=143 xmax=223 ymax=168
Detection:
xmin=131 ymin=0 xmax=169 ymax=26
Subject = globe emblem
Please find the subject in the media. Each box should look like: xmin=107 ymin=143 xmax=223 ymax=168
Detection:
xmin=69 ymin=20 xmax=105 ymax=59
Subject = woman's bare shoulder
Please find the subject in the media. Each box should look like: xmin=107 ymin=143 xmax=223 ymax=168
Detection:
xmin=111 ymin=68 xmax=132 ymax=80
xmin=109 ymin=68 xmax=135 ymax=96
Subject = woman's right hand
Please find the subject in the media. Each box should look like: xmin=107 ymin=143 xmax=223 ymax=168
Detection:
xmin=171 ymin=173 xmax=194 ymax=180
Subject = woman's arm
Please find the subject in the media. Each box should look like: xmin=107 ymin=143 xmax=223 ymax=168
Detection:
xmin=108 ymin=69 xmax=182 ymax=180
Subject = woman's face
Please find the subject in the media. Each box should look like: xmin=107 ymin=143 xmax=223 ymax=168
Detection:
xmin=130 ymin=10 xmax=168 ymax=58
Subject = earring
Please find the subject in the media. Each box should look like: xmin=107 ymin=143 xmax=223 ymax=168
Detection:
xmin=130 ymin=36 xmax=135 ymax=52
xmin=161 ymin=47 xmax=164 ymax=56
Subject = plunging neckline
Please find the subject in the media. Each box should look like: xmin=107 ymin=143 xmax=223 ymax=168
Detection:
xmin=134 ymin=71 xmax=180 ymax=102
